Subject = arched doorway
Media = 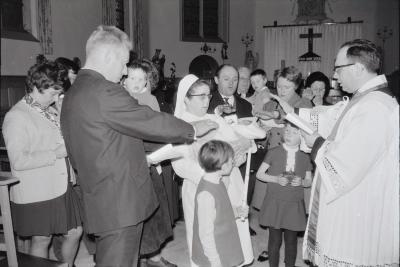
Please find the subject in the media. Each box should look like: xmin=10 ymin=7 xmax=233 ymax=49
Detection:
xmin=188 ymin=55 xmax=219 ymax=82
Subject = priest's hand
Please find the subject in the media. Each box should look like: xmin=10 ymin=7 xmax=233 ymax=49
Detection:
xmin=191 ymin=119 xmax=219 ymax=137
xmin=270 ymin=94 xmax=294 ymax=114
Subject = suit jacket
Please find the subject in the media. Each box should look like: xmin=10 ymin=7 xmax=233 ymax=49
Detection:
xmin=60 ymin=69 xmax=194 ymax=234
xmin=2 ymin=101 xmax=68 ymax=204
xmin=207 ymin=90 xmax=252 ymax=118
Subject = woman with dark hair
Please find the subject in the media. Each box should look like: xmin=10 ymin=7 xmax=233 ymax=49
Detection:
xmin=2 ymin=61 xmax=83 ymax=265
xmin=55 ymin=57 xmax=81 ymax=87
xmin=303 ymin=71 xmax=331 ymax=106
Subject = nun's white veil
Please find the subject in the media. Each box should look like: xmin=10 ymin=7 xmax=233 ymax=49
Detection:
xmin=174 ymin=74 xmax=199 ymax=119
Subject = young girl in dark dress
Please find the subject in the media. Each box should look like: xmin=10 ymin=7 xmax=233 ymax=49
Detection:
xmin=256 ymin=123 xmax=313 ymax=267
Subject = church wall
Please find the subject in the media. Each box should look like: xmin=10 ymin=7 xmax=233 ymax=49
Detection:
xmin=1 ymin=39 xmax=41 ymax=76
xmin=2 ymin=0 xmax=397 ymax=77
xmin=254 ymin=0 xmax=399 ymax=75
xmin=1 ymin=0 xmax=101 ymax=76
xmin=375 ymin=0 xmax=399 ymax=74
xmin=146 ymin=0 xmax=255 ymax=78
xmin=51 ymin=0 xmax=102 ymax=63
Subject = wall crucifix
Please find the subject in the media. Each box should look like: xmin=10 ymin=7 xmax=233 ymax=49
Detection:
xmin=299 ymin=28 xmax=322 ymax=61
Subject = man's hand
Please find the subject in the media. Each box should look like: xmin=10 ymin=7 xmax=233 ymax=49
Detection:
xmin=254 ymin=110 xmax=280 ymax=120
xmin=270 ymin=94 xmax=294 ymax=114
xmin=301 ymin=130 xmax=320 ymax=147
xmin=215 ymin=104 xmax=236 ymax=116
xmin=146 ymin=156 xmax=157 ymax=167
xmin=191 ymin=119 xmax=219 ymax=137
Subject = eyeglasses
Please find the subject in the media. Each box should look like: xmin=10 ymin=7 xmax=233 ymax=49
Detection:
xmin=333 ymin=63 xmax=355 ymax=72
xmin=188 ymin=94 xmax=212 ymax=100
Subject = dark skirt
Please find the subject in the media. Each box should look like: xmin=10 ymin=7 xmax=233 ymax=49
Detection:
xmin=11 ymin=182 xmax=82 ymax=237
xmin=259 ymin=184 xmax=307 ymax=231
xmin=140 ymin=166 xmax=173 ymax=256
xmin=160 ymin=161 xmax=180 ymax=223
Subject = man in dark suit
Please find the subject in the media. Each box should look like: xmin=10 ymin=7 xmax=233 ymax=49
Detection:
xmin=206 ymin=64 xmax=263 ymax=238
xmin=207 ymin=64 xmax=252 ymax=118
xmin=60 ymin=25 xmax=217 ymax=267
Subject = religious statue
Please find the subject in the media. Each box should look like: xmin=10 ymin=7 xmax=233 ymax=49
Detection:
xmin=151 ymin=49 xmax=166 ymax=82
xmin=244 ymin=50 xmax=259 ymax=70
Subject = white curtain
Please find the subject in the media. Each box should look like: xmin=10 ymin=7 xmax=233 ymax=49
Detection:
xmin=263 ymin=23 xmax=362 ymax=80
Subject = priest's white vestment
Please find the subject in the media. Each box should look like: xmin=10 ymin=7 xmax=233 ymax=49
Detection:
xmin=299 ymin=75 xmax=399 ymax=266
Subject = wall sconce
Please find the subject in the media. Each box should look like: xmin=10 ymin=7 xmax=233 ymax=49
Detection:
xmin=200 ymin=43 xmax=216 ymax=54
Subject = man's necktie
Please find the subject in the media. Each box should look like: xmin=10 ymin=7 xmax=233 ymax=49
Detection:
xmin=223 ymin=97 xmax=230 ymax=105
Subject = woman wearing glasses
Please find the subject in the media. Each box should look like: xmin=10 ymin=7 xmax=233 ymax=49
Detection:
xmin=172 ymin=74 xmax=264 ymax=266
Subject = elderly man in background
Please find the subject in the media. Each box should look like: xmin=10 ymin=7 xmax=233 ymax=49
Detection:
xmin=237 ymin=66 xmax=253 ymax=101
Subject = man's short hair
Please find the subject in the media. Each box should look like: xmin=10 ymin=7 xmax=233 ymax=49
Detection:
xmin=214 ymin=64 xmax=238 ymax=78
xmin=238 ymin=66 xmax=251 ymax=75
xmin=198 ymin=140 xmax=234 ymax=173
xmin=250 ymin=69 xmax=267 ymax=79
xmin=341 ymin=39 xmax=382 ymax=74
xmin=86 ymin=25 xmax=132 ymax=58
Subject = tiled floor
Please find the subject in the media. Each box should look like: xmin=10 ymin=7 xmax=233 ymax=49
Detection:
xmin=73 ymin=208 xmax=309 ymax=267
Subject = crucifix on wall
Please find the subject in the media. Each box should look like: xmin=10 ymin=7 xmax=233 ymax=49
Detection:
xmin=299 ymin=28 xmax=322 ymax=61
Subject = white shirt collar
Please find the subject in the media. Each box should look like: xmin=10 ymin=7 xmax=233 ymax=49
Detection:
xmin=282 ymin=143 xmax=299 ymax=172
xmin=258 ymin=86 xmax=269 ymax=93
xmin=282 ymin=143 xmax=299 ymax=153
xmin=357 ymin=75 xmax=387 ymax=94
xmin=220 ymin=94 xmax=234 ymax=105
